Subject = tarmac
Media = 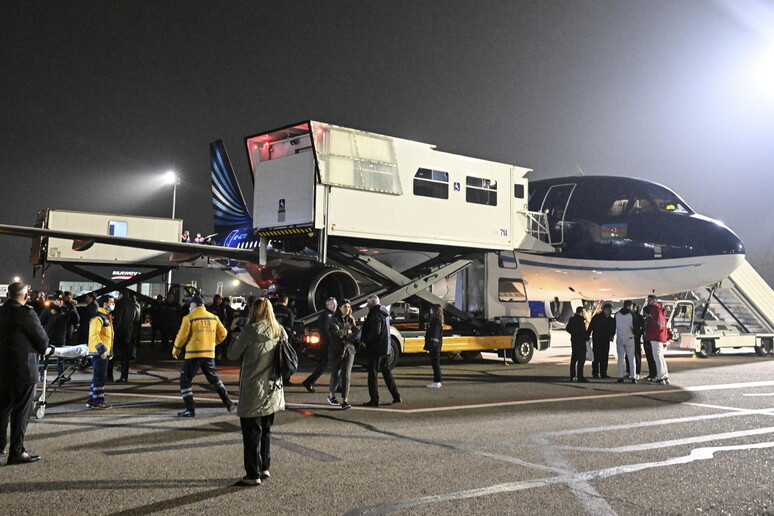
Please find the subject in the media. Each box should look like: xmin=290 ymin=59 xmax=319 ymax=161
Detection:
xmin=2 ymin=332 xmax=773 ymax=515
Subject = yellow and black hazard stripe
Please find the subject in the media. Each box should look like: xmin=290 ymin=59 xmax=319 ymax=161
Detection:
xmin=257 ymin=227 xmax=315 ymax=237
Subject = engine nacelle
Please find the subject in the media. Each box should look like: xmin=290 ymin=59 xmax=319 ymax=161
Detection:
xmin=272 ymin=265 xmax=360 ymax=315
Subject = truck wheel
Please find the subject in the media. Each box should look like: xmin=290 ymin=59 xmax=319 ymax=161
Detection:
xmin=384 ymin=337 xmax=401 ymax=370
xmin=754 ymin=338 xmax=773 ymax=357
xmin=695 ymin=339 xmax=713 ymax=359
xmin=511 ymin=334 xmax=535 ymax=364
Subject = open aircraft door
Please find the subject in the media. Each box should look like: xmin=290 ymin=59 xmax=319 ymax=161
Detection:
xmin=540 ymin=183 xmax=576 ymax=246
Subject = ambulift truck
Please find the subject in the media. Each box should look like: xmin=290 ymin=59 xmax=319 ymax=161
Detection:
xmin=238 ymin=122 xmax=562 ymax=368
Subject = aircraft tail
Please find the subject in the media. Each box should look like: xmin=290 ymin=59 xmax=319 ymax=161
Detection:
xmin=210 ymin=140 xmax=253 ymax=243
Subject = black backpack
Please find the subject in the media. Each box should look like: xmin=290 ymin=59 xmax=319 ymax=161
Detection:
xmin=277 ymin=329 xmax=298 ymax=381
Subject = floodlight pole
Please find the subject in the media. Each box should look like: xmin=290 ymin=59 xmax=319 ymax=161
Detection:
xmin=167 ymin=174 xmax=180 ymax=292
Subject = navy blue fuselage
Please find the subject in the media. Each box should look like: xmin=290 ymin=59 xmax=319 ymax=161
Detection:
xmin=527 ymin=176 xmax=744 ymax=261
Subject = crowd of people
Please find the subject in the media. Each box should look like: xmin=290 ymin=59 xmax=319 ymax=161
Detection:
xmin=1 ymin=282 xmax=674 ymax=485
xmin=566 ymin=295 xmax=671 ymax=385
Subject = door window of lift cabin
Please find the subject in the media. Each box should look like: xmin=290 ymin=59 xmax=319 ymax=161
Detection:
xmin=413 ymin=168 xmax=449 ymax=199
xmin=466 ymin=176 xmax=497 ymax=206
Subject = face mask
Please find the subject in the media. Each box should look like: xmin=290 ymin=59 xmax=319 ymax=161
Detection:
xmin=107 ymin=304 xmax=115 ymax=312
xmin=190 ymin=303 xmax=196 ymax=312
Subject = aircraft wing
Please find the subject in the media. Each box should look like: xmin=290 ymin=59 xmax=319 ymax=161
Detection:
xmin=0 ymin=223 xmax=259 ymax=264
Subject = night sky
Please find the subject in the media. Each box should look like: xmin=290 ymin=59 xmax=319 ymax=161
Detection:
xmin=3 ymin=0 xmax=774 ymax=287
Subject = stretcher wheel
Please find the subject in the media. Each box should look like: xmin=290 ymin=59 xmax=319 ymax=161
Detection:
xmin=35 ymin=404 xmax=46 ymax=419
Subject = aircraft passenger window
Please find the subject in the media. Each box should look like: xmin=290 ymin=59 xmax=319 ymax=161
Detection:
xmin=466 ymin=176 xmax=497 ymax=206
xmin=108 ymin=220 xmax=128 ymax=237
xmin=413 ymin=168 xmax=449 ymax=199
xmin=498 ymin=278 xmax=527 ymax=302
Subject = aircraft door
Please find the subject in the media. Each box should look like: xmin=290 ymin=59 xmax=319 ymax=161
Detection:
xmin=540 ymin=184 xmax=576 ymax=246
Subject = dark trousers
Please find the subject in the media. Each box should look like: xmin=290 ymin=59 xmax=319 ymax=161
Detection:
xmin=592 ymin=339 xmax=610 ymax=377
xmin=643 ymin=338 xmax=657 ymax=377
xmin=240 ymin=413 xmax=274 ymax=479
xmin=89 ymin=356 xmax=108 ymax=404
xmin=160 ymin=329 xmax=176 ymax=351
xmin=150 ymin=325 xmax=160 ymax=345
xmin=367 ymin=355 xmax=400 ymax=403
xmin=179 ymin=358 xmax=231 ymax=412
xmin=0 ymin=383 xmax=35 ymax=457
xmin=570 ymin=340 xmax=587 ymax=379
xmin=118 ymin=358 xmax=130 ymax=381
xmin=304 ymin=348 xmax=329 ymax=386
xmin=428 ymin=349 xmax=442 ymax=383
xmin=626 ymin=340 xmax=643 ymax=376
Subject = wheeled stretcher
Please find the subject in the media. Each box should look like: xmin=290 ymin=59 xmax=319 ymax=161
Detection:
xmin=34 ymin=344 xmax=99 ymax=419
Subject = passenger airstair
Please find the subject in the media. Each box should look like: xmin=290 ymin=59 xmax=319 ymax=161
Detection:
xmin=686 ymin=259 xmax=774 ymax=334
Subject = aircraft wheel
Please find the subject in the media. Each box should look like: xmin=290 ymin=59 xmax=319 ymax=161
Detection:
xmin=754 ymin=338 xmax=773 ymax=357
xmin=511 ymin=334 xmax=535 ymax=364
xmin=695 ymin=339 xmax=713 ymax=359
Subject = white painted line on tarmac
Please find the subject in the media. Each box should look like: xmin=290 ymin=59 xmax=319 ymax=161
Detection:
xmin=742 ymin=392 xmax=774 ymax=396
xmin=555 ymin=426 xmax=774 ymax=454
xmin=354 ymin=440 xmax=774 ymax=514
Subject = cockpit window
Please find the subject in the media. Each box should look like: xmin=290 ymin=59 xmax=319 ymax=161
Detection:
xmin=642 ymin=183 xmax=693 ymax=215
xmin=607 ymin=199 xmax=630 ymax=217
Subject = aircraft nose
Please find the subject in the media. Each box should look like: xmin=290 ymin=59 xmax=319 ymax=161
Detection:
xmin=693 ymin=216 xmax=745 ymax=256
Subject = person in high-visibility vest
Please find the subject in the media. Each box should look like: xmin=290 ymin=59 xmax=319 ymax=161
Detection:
xmin=172 ymin=295 xmax=236 ymax=417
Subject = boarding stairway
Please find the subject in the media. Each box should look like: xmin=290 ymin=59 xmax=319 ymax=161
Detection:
xmin=681 ymin=259 xmax=774 ymax=334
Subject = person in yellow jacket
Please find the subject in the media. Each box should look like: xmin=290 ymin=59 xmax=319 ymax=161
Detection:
xmin=172 ymin=295 xmax=236 ymax=417
xmin=87 ymin=295 xmax=115 ymax=410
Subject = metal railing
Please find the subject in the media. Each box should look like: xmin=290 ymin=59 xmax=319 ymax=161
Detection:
xmin=519 ymin=210 xmax=551 ymax=245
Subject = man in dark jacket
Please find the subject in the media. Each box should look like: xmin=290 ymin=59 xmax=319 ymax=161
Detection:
xmin=157 ymin=293 xmax=182 ymax=351
xmin=627 ymin=303 xmax=646 ymax=379
xmin=273 ymin=294 xmax=296 ymax=385
xmin=0 ymin=282 xmax=52 ymax=464
xmin=207 ymin=294 xmax=228 ymax=324
xmin=565 ymin=306 xmax=589 ymax=382
xmin=587 ymin=303 xmax=616 ymax=379
xmin=113 ymin=290 xmax=141 ymax=382
xmin=78 ymin=292 xmax=99 ymax=344
xmin=273 ymin=294 xmax=295 ymax=341
xmin=302 ymin=297 xmax=337 ymax=393
xmin=39 ymin=292 xmax=80 ymax=377
xmin=148 ymin=295 xmax=163 ymax=346
xmin=61 ymin=292 xmax=80 ymax=346
xmin=360 ymin=295 xmax=401 ymax=406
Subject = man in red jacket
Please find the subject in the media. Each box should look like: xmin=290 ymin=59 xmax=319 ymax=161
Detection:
xmin=644 ymin=295 xmax=670 ymax=384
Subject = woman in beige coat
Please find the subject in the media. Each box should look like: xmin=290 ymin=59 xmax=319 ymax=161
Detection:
xmin=228 ymin=297 xmax=285 ymax=486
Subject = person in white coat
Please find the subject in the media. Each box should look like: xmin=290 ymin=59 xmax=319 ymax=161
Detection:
xmin=227 ymin=298 xmax=285 ymax=486
xmin=615 ymin=300 xmax=637 ymax=384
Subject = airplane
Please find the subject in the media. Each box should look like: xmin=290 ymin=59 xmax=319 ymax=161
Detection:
xmin=0 ymin=122 xmax=745 ymax=320
xmin=515 ymin=175 xmax=745 ymax=302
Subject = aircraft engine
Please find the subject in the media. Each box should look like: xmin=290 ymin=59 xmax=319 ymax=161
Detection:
xmin=272 ymin=265 xmax=360 ymax=315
